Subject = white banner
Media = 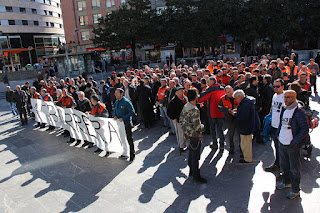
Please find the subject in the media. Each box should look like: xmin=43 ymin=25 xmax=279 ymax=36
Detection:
xmin=31 ymin=99 xmax=130 ymax=157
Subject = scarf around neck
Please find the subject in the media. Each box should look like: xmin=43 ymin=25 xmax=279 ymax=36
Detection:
xmin=285 ymin=100 xmax=298 ymax=110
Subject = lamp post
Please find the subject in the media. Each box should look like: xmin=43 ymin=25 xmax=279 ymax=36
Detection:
xmin=0 ymin=31 xmax=9 ymax=85
xmin=28 ymin=46 xmax=33 ymax=65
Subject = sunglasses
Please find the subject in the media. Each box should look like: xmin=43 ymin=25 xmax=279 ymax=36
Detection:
xmin=273 ymin=85 xmax=281 ymax=88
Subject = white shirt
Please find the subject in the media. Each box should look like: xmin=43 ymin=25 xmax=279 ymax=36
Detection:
xmin=271 ymin=93 xmax=285 ymax=128
xmin=279 ymin=106 xmax=297 ymax=145
xmin=124 ymin=87 xmax=131 ymax=101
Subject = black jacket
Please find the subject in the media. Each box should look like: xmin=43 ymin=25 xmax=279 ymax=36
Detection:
xmin=167 ymin=95 xmax=187 ymax=122
xmin=5 ymin=90 xmax=14 ymax=102
xmin=76 ymin=98 xmax=92 ymax=113
xmin=136 ymin=84 xmax=153 ymax=111
xmin=245 ymin=84 xmax=261 ymax=111
xmin=261 ymin=83 xmax=274 ymax=112
xmin=12 ymin=90 xmax=28 ymax=109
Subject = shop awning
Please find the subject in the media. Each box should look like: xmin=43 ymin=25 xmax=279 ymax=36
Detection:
xmin=3 ymin=48 xmax=29 ymax=54
xmin=86 ymin=47 xmax=106 ymax=52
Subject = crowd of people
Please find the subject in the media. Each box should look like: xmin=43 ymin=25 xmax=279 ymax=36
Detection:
xmin=5 ymin=53 xmax=318 ymax=199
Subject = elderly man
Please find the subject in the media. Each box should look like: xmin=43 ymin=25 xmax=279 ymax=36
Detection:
xmin=276 ymin=90 xmax=309 ymax=199
xmin=13 ymin=85 xmax=28 ymax=125
xmin=167 ymin=85 xmax=188 ymax=154
xmin=233 ymin=89 xmax=256 ymax=163
xmin=218 ymin=86 xmax=238 ymax=154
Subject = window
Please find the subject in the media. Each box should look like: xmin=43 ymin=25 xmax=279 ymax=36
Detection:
xmin=8 ymin=20 xmax=15 ymax=25
xmin=59 ymin=24 xmax=62 ymax=28
xmin=46 ymin=22 xmax=49 ymax=26
xmin=22 ymin=20 xmax=28 ymax=25
xmin=56 ymin=3 xmax=60 ymax=8
xmin=32 ymin=9 xmax=37 ymax=14
xmin=44 ymin=10 xmax=47 ymax=15
xmin=50 ymin=22 xmax=54 ymax=27
xmin=106 ymin=0 xmax=115 ymax=7
xmin=34 ymin=21 xmax=39 ymax=26
xmin=49 ymin=11 xmax=53 ymax=16
xmin=20 ymin=8 xmax=26 ymax=13
xmin=79 ymin=16 xmax=88 ymax=26
xmin=93 ymin=14 xmax=102 ymax=24
xmin=92 ymin=0 xmax=101 ymax=8
xmin=78 ymin=1 xmax=86 ymax=11
xmin=9 ymin=36 xmax=22 ymax=49
xmin=58 ymin=13 xmax=61 ymax=18
xmin=6 ymin=7 xmax=13 ymax=12
xmin=81 ymin=31 xmax=90 ymax=41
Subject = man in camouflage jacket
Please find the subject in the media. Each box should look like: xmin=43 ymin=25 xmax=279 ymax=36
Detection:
xmin=180 ymin=88 xmax=207 ymax=184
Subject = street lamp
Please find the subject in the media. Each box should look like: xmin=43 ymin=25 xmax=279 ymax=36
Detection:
xmin=28 ymin=46 xmax=33 ymax=65
xmin=0 ymin=31 xmax=9 ymax=85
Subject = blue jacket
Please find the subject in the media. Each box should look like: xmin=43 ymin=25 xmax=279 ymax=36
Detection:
xmin=236 ymin=96 xmax=256 ymax=135
xmin=114 ymin=97 xmax=135 ymax=126
xmin=276 ymin=104 xmax=310 ymax=148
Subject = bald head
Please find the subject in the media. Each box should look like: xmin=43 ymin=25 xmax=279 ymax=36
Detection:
xmin=284 ymin=90 xmax=297 ymax=106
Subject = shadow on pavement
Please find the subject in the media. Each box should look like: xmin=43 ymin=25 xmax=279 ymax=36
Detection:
xmin=0 ymin=120 xmax=130 ymax=212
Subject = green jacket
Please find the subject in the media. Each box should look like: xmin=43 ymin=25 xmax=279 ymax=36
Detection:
xmin=180 ymin=102 xmax=202 ymax=141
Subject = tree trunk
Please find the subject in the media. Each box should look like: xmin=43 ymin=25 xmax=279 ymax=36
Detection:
xmin=131 ymin=40 xmax=137 ymax=67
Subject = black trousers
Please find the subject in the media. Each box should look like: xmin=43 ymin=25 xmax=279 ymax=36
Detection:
xmin=188 ymin=139 xmax=201 ymax=179
xmin=125 ymin=124 xmax=135 ymax=158
xmin=17 ymin=106 xmax=28 ymax=124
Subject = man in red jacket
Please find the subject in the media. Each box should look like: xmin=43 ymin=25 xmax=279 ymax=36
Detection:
xmin=198 ymin=76 xmax=226 ymax=150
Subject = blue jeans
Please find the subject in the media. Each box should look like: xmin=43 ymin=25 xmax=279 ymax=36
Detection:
xmin=159 ymin=106 xmax=169 ymax=127
xmin=279 ymin=143 xmax=301 ymax=193
xmin=209 ymin=117 xmax=225 ymax=146
xmin=8 ymin=102 xmax=18 ymax=116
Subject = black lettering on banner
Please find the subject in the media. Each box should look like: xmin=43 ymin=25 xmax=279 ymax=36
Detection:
xmin=90 ymin=120 xmax=107 ymax=143
xmin=73 ymin=113 xmax=85 ymax=133
xmin=108 ymin=121 xmax=122 ymax=146
xmin=82 ymin=115 xmax=99 ymax=143
xmin=48 ymin=104 xmax=59 ymax=123
xmin=65 ymin=112 xmax=77 ymax=132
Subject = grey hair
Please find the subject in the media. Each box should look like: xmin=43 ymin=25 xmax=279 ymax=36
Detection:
xmin=208 ymin=76 xmax=217 ymax=83
xmin=78 ymin=91 xmax=85 ymax=96
xmin=233 ymin=89 xmax=245 ymax=98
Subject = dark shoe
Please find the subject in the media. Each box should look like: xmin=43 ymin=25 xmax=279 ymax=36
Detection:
xmin=129 ymin=155 xmax=135 ymax=162
xmin=169 ymin=132 xmax=175 ymax=135
xmin=210 ymin=143 xmax=218 ymax=149
xmin=179 ymin=147 xmax=187 ymax=155
xmin=46 ymin=126 xmax=55 ymax=131
xmin=306 ymin=145 xmax=312 ymax=157
xmin=67 ymin=138 xmax=75 ymax=144
xmin=119 ymin=155 xmax=129 ymax=159
xmin=35 ymin=123 xmax=41 ymax=128
xmin=264 ymin=164 xmax=280 ymax=172
xmin=87 ymin=143 xmax=94 ymax=148
xmin=74 ymin=140 xmax=81 ymax=146
xmin=239 ymin=159 xmax=250 ymax=163
xmin=286 ymin=191 xmax=300 ymax=199
xmin=194 ymin=177 xmax=207 ymax=184
xmin=40 ymin=124 xmax=45 ymax=128
xmin=94 ymin=148 xmax=103 ymax=154
xmin=276 ymin=182 xmax=292 ymax=190
xmin=105 ymin=152 xmax=111 ymax=157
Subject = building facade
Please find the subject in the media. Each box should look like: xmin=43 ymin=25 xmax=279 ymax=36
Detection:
xmin=0 ymin=0 xmax=65 ymax=71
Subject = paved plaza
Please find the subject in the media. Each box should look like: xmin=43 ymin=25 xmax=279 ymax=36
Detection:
xmin=0 ymin=81 xmax=319 ymax=213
